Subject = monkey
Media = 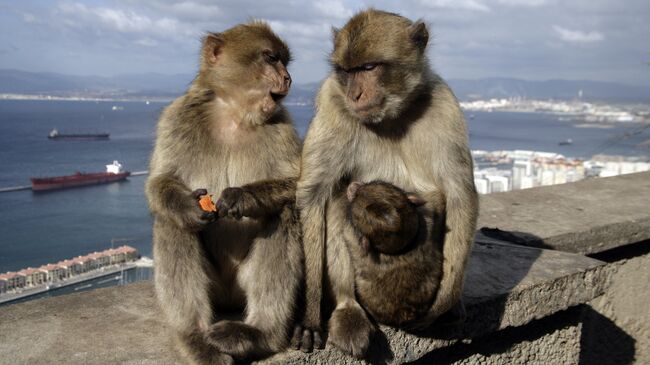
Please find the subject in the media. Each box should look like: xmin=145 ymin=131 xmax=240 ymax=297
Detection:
xmin=347 ymin=180 xmax=429 ymax=254
xmin=145 ymin=21 xmax=303 ymax=365
xmin=345 ymin=181 xmax=445 ymax=327
xmin=293 ymin=9 xmax=479 ymax=357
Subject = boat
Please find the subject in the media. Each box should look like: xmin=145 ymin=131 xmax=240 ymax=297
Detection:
xmin=30 ymin=161 xmax=130 ymax=191
xmin=558 ymin=138 xmax=573 ymax=146
xmin=48 ymin=129 xmax=109 ymax=141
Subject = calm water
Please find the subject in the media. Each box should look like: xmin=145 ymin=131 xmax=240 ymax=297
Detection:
xmin=0 ymin=99 xmax=648 ymax=273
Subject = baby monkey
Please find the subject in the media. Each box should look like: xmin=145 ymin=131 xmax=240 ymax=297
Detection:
xmin=346 ymin=181 xmax=445 ymax=327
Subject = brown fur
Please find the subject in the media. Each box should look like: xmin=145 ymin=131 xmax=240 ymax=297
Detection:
xmin=146 ymin=22 xmax=302 ymax=364
xmin=295 ymin=9 xmax=479 ymax=356
xmin=346 ymin=181 xmax=444 ymax=327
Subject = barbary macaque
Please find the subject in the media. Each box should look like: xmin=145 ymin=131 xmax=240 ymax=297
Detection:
xmin=146 ymin=21 xmax=302 ymax=364
xmin=293 ymin=9 xmax=478 ymax=357
xmin=346 ymin=181 xmax=445 ymax=327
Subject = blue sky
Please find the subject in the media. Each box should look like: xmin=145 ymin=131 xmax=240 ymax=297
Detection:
xmin=1 ymin=0 xmax=649 ymax=85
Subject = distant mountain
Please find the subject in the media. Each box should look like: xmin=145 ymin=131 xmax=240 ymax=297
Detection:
xmin=447 ymin=77 xmax=650 ymax=102
xmin=1 ymin=69 xmax=648 ymax=102
xmin=0 ymin=69 xmax=192 ymax=98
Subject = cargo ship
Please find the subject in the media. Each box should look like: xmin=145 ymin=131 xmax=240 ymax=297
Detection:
xmin=30 ymin=161 xmax=130 ymax=191
xmin=48 ymin=129 xmax=109 ymax=141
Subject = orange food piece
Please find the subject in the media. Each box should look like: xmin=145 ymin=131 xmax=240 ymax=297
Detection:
xmin=198 ymin=194 xmax=217 ymax=212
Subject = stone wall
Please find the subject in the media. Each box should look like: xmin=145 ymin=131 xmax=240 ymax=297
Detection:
xmin=0 ymin=172 xmax=648 ymax=364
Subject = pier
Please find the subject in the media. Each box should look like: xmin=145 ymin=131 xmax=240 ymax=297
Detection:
xmin=0 ymin=185 xmax=31 ymax=193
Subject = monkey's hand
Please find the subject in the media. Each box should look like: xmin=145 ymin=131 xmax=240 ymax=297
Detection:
xmin=179 ymin=188 xmax=217 ymax=230
xmin=291 ymin=323 xmax=324 ymax=353
xmin=216 ymin=187 xmax=255 ymax=219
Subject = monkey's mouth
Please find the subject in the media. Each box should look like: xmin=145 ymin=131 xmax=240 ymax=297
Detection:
xmin=270 ymin=91 xmax=287 ymax=102
xmin=261 ymin=91 xmax=286 ymax=114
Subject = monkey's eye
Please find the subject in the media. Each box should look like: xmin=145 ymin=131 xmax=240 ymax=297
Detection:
xmin=263 ymin=51 xmax=279 ymax=64
xmin=362 ymin=63 xmax=377 ymax=71
xmin=334 ymin=65 xmax=348 ymax=74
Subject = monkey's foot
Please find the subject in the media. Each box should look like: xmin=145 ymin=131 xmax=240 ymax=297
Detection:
xmin=291 ymin=324 xmax=324 ymax=353
xmin=205 ymin=320 xmax=267 ymax=360
xmin=178 ymin=331 xmax=235 ymax=365
xmin=328 ymin=306 xmax=373 ymax=358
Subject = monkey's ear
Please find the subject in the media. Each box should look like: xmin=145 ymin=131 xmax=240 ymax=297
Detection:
xmin=407 ymin=193 xmax=426 ymax=207
xmin=202 ymin=33 xmax=224 ymax=65
xmin=408 ymin=21 xmax=429 ymax=51
xmin=331 ymin=26 xmax=340 ymax=41
xmin=347 ymin=181 xmax=362 ymax=202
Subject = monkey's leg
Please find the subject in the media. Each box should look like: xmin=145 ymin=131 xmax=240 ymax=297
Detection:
xmin=153 ymin=220 xmax=232 ymax=365
xmin=325 ymin=196 xmax=374 ymax=359
xmin=206 ymin=206 xmax=303 ymax=360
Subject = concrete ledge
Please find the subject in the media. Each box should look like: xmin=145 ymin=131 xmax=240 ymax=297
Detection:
xmin=264 ymin=241 xmax=608 ymax=364
xmin=477 ymin=171 xmax=650 ymax=254
xmin=0 ymin=241 xmax=608 ymax=365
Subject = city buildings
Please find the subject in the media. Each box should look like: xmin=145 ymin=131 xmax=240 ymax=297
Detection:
xmin=0 ymin=245 xmax=138 ymax=295
xmin=473 ymin=150 xmax=649 ymax=194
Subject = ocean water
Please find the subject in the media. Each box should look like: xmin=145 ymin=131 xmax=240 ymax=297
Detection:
xmin=0 ymin=99 xmax=648 ymax=273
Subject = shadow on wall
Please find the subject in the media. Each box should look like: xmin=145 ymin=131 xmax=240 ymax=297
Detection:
xmin=580 ymin=299 xmax=636 ymax=365
xmin=403 ymin=228 xmax=634 ymax=364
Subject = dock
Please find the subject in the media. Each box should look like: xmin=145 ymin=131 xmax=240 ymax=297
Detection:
xmin=0 ymin=185 xmax=31 ymax=193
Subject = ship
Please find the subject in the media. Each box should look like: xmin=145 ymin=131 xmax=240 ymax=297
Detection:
xmin=30 ymin=161 xmax=130 ymax=191
xmin=48 ymin=129 xmax=109 ymax=141
xmin=558 ymin=138 xmax=573 ymax=146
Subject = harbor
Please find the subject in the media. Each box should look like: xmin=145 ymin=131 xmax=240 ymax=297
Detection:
xmin=0 ymin=246 xmax=153 ymax=306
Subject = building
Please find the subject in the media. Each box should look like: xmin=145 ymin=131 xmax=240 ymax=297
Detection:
xmin=17 ymin=268 xmax=46 ymax=287
xmin=1 ymin=272 xmax=26 ymax=292
xmin=58 ymin=259 xmax=83 ymax=277
xmin=39 ymin=264 xmax=66 ymax=283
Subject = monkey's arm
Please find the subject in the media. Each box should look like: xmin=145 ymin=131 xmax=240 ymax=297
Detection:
xmin=426 ymin=142 xmax=478 ymax=323
xmin=146 ymin=172 xmax=216 ymax=231
xmin=292 ymin=117 xmax=355 ymax=351
xmin=217 ymin=177 xmax=297 ymax=219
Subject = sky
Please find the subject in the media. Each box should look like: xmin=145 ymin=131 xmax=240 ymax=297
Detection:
xmin=1 ymin=0 xmax=649 ymax=86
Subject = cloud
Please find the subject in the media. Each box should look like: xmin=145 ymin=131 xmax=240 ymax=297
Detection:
xmin=497 ymin=0 xmax=547 ymax=6
xmin=56 ymin=2 xmax=198 ymax=40
xmin=313 ymin=0 xmax=353 ymax=20
xmin=418 ymin=0 xmax=490 ymax=12
xmin=552 ymin=25 xmax=604 ymax=43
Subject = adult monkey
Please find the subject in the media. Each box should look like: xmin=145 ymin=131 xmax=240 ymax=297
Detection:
xmin=294 ymin=9 xmax=478 ymax=357
xmin=146 ymin=22 xmax=302 ymax=364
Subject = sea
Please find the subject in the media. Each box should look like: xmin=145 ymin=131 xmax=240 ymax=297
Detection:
xmin=0 ymin=99 xmax=648 ymax=280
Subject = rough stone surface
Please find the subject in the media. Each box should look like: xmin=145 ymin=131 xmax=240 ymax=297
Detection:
xmin=412 ymin=307 xmax=584 ymax=365
xmin=477 ymin=171 xmax=650 ymax=254
xmin=262 ymin=241 xmax=608 ymax=364
xmin=0 ymin=241 xmax=608 ymax=365
xmin=582 ymin=253 xmax=650 ymax=365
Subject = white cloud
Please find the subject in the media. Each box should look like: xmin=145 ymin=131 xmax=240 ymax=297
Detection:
xmin=56 ymin=3 xmax=199 ymax=41
xmin=552 ymin=25 xmax=604 ymax=43
xmin=150 ymin=1 xmax=220 ymax=21
xmin=313 ymin=0 xmax=353 ymax=20
xmin=418 ymin=0 xmax=490 ymax=12
xmin=497 ymin=0 xmax=547 ymax=6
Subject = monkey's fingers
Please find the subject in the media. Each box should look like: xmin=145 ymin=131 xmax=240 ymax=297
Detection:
xmin=191 ymin=188 xmax=209 ymax=200
xmin=291 ymin=325 xmax=323 ymax=353
xmin=201 ymin=211 xmax=217 ymax=222
xmin=215 ymin=199 xmax=244 ymax=220
xmin=300 ymin=329 xmax=313 ymax=352
xmin=290 ymin=325 xmax=303 ymax=350
xmin=313 ymin=330 xmax=324 ymax=349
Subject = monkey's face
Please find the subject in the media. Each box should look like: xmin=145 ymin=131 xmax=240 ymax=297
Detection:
xmin=330 ymin=10 xmax=429 ymax=125
xmin=201 ymin=23 xmax=292 ymax=123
